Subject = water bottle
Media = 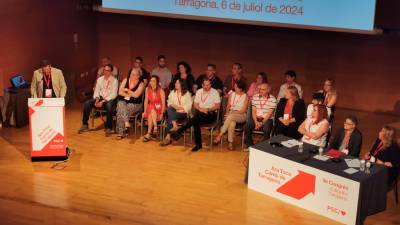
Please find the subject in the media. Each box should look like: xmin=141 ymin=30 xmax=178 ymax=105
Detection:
xmin=298 ymin=141 xmax=303 ymax=153
xmin=318 ymin=147 xmax=324 ymax=156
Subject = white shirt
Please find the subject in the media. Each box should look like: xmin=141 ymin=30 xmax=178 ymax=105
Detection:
xmin=167 ymin=90 xmax=193 ymax=114
xmin=301 ymin=118 xmax=329 ymax=147
xmin=306 ymin=104 xmax=331 ymax=119
xmin=229 ymin=92 xmax=247 ymax=112
xmin=194 ymin=88 xmax=221 ymax=109
xmin=277 ymin=83 xmax=303 ymax=101
xmin=93 ymin=75 xmax=118 ymax=101
xmin=252 ymin=94 xmax=277 ymax=118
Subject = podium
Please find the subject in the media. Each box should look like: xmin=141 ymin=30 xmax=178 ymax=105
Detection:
xmin=28 ymin=98 xmax=67 ymax=158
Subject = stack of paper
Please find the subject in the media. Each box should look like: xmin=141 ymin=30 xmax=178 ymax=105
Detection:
xmin=281 ymin=139 xmax=300 ymax=148
xmin=344 ymin=158 xmax=361 ymax=168
xmin=313 ymin=155 xmax=330 ymax=161
xmin=344 ymin=168 xmax=359 ymax=174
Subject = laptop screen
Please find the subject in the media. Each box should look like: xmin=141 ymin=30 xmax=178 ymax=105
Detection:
xmin=10 ymin=74 xmax=27 ymax=88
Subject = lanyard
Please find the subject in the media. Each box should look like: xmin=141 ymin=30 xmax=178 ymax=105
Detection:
xmin=373 ymin=141 xmax=384 ymax=157
xmin=201 ymin=90 xmax=211 ymax=103
xmin=129 ymin=77 xmax=136 ymax=90
xmin=43 ymin=74 xmax=51 ymax=89
xmin=259 ymin=94 xmax=269 ymax=109
xmin=231 ymin=93 xmax=242 ymax=109
xmin=102 ymin=78 xmax=111 ymax=98
xmin=177 ymin=91 xmax=182 ymax=105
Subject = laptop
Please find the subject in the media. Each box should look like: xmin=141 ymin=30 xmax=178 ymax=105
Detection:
xmin=10 ymin=74 xmax=29 ymax=88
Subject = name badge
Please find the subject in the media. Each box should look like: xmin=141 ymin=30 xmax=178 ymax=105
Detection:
xmin=283 ymin=113 xmax=289 ymax=120
xmin=45 ymin=89 xmax=52 ymax=98
xmin=370 ymin=156 xmax=376 ymax=163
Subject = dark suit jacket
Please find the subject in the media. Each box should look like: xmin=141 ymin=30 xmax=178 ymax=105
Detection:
xmin=329 ymin=128 xmax=362 ymax=157
xmin=274 ymin=98 xmax=306 ymax=139
xmin=369 ymin=139 xmax=400 ymax=186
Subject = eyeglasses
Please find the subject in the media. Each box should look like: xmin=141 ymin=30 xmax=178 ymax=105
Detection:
xmin=344 ymin=122 xmax=355 ymax=126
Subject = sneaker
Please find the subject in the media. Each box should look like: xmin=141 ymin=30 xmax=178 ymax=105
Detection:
xmin=78 ymin=125 xmax=89 ymax=134
xmin=105 ymin=129 xmax=113 ymax=137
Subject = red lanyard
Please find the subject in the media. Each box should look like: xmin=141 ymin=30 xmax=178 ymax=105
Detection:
xmin=43 ymin=74 xmax=51 ymax=89
xmin=149 ymin=88 xmax=159 ymax=103
xmin=129 ymin=77 xmax=136 ymax=90
xmin=373 ymin=141 xmax=384 ymax=157
xmin=259 ymin=95 xmax=269 ymax=109
xmin=201 ymin=90 xmax=210 ymax=103
xmin=231 ymin=93 xmax=242 ymax=108
xmin=103 ymin=79 xmax=111 ymax=98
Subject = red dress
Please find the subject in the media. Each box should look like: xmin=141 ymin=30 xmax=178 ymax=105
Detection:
xmin=144 ymin=87 xmax=163 ymax=119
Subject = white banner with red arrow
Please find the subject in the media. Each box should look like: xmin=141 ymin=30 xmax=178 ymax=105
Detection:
xmin=28 ymin=98 xmax=66 ymax=158
xmin=248 ymin=148 xmax=360 ymax=225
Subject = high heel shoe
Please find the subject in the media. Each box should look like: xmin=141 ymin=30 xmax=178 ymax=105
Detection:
xmin=228 ymin=142 xmax=234 ymax=151
xmin=213 ymin=136 xmax=222 ymax=145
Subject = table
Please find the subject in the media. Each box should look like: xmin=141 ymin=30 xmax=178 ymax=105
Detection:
xmin=3 ymin=87 xmax=30 ymax=127
xmin=248 ymin=135 xmax=387 ymax=225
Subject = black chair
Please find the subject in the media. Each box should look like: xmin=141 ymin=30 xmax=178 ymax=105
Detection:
xmin=192 ymin=109 xmax=221 ymax=150
xmin=90 ymin=108 xmax=116 ymax=131
xmin=389 ymin=174 xmax=399 ymax=204
xmin=140 ymin=114 xmax=165 ymax=141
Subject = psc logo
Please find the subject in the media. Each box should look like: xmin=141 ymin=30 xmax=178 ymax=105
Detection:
xmin=327 ymin=205 xmax=347 ymax=216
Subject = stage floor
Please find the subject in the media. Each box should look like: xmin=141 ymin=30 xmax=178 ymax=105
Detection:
xmin=0 ymin=103 xmax=399 ymax=225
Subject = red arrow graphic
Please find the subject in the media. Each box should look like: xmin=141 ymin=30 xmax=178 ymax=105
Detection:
xmin=276 ymin=170 xmax=315 ymax=200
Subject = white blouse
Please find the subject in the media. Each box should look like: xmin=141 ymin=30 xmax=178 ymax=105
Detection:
xmin=301 ymin=118 xmax=329 ymax=147
xmin=167 ymin=90 xmax=193 ymax=114
xmin=229 ymin=92 xmax=247 ymax=112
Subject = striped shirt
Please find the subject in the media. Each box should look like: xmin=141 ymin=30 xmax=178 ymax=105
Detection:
xmin=252 ymin=94 xmax=277 ymax=118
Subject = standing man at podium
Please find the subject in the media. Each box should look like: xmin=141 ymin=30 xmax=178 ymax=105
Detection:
xmin=31 ymin=60 xmax=67 ymax=98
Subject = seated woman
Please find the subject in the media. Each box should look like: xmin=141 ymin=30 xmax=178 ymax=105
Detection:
xmin=363 ymin=126 xmax=400 ymax=187
xmin=116 ymin=68 xmax=145 ymax=139
xmin=169 ymin=61 xmax=195 ymax=95
xmin=298 ymin=104 xmax=330 ymax=147
xmin=329 ymin=115 xmax=362 ymax=157
xmin=161 ymin=79 xmax=193 ymax=146
xmin=247 ymin=72 xmax=267 ymax=99
xmin=213 ymin=80 xmax=248 ymax=150
xmin=274 ymin=86 xmax=306 ymax=139
xmin=142 ymin=75 xmax=166 ymax=142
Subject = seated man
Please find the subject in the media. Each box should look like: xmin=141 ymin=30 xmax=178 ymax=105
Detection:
xmin=307 ymin=92 xmax=331 ymax=119
xmin=97 ymin=57 xmax=119 ymax=79
xmin=170 ymin=79 xmax=221 ymax=152
xmin=277 ymin=70 xmax=303 ymax=101
xmin=194 ymin=64 xmax=223 ymax=93
xmin=329 ymin=115 xmax=362 ymax=157
xmin=78 ymin=64 xmax=118 ymax=137
xmin=244 ymin=83 xmax=277 ymax=147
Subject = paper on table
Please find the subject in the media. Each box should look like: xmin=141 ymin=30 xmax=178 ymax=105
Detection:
xmin=344 ymin=167 xmax=359 ymax=174
xmin=314 ymin=155 xmax=330 ymax=161
xmin=281 ymin=139 xmax=300 ymax=148
xmin=345 ymin=159 xmax=361 ymax=168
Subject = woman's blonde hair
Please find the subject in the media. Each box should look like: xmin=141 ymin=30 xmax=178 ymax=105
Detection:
xmin=381 ymin=125 xmax=397 ymax=148
xmin=287 ymin=86 xmax=300 ymax=100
